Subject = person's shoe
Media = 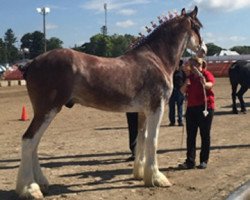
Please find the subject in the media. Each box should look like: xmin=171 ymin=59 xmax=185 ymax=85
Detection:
xmin=126 ymin=155 xmax=135 ymax=162
xmin=169 ymin=122 xmax=175 ymax=126
xmin=178 ymin=122 xmax=184 ymax=126
xmin=178 ymin=162 xmax=195 ymax=169
xmin=197 ymin=162 xmax=207 ymax=169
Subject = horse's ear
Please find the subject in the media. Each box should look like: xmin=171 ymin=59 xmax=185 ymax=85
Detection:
xmin=190 ymin=6 xmax=198 ymax=18
xmin=181 ymin=8 xmax=186 ymax=16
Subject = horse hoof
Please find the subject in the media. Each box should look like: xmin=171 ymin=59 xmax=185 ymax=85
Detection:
xmin=144 ymin=172 xmax=172 ymax=187
xmin=18 ymin=183 xmax=44 ymax=200
xmin=153 ymin=176 xmax=172 ymax=187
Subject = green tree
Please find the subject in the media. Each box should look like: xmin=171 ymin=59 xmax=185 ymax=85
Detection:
xmin=230 ymin=46 xmax=250 ymax=55
xmin=109 ymin=34 xmax=135 ymax=57
xmin=4 ymin=29 xmax=19 ymax=64
xmin=89 ymin=34 xmax=112 ymax=57
xmin=0 ymin=38 xmax=6 ymax=64
xmin=21 ymin=32 xmax=63 ymax=58
xmin=47 ymin=37 xmax=63 ymax=51
xmin=76 ymin=34 xmax=135 ymax=57
xmin=78 ymin=34 xmax=112 ymax=56
xmin=206 ymin=43 xmax=223 ymax=56
xmin=21 ymin=31 xmax=44 ymax=59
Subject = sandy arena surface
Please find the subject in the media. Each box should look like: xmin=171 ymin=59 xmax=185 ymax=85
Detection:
xmin=0 ymin=77 xmax=249 ymax=200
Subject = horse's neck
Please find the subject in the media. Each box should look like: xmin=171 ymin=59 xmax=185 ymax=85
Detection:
xmin=147 ymin=24 xmax=188 ymax=72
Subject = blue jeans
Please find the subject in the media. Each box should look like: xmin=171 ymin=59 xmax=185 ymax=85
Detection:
xmin=168 ymin=89 xmax=184 ymax=124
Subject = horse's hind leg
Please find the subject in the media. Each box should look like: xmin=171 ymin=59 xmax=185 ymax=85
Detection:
xmin=16 ymin=108 xmax=60 ymax=199
xmin=237 ymin=86 xmax=248 ymax=113
xmin=231 ymin=82 xmax=238 ymax=114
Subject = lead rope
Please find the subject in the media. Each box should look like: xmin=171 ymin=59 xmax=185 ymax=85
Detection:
xmin=193 ymin=67 xmax=208 ymax=117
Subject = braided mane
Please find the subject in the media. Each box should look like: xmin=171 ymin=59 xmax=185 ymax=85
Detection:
xmin=129 ymin=12 xmax=182 ymax=50
xmin=129 ymin=9 xmax=203 ymax=51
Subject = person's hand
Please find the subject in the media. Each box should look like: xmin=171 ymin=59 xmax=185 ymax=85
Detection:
xmin=185 ymin=78 xmax=191 ymax=86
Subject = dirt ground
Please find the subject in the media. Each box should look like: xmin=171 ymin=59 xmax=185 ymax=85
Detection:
xmin=0 ymin=77 xmax=250 ymax=200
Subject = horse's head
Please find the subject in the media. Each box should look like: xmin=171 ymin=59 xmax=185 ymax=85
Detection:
xmin=182 ymin=6 xmax=206 ymax=56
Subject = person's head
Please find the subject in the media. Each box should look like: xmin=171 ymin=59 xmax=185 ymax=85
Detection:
xmin=189 ymin=56 xmax=206 ymax=72
xmin=183 ymin=60 xmax=191 ymax=76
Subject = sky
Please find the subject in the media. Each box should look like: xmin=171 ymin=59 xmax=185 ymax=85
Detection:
xmin=1 ymin=0 xmax=250 ymax=50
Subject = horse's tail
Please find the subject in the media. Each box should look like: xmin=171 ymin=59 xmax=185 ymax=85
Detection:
xmin=18 ymin=60 xmax=32 ymax=80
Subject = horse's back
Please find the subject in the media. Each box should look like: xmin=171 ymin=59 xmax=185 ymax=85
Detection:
xmin=229 ymin=60 xmax=250 ymax=87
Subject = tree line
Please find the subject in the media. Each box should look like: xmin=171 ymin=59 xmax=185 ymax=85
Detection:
xmin=0 ymin=29 xmax=63 ymax=65
xmin=1 ymin=28 xmax=250 ymax=65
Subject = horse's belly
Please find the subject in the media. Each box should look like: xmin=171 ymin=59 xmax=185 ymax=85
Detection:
xmin=72 ymin=90 xmax=143 ymax=113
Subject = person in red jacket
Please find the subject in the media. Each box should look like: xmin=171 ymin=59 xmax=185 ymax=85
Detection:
xmin=179 ymin=56 xmax=215 ymax=169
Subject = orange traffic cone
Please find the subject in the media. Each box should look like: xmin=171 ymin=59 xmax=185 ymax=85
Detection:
xmin=20 ymin=105 xmax=28 ymax=121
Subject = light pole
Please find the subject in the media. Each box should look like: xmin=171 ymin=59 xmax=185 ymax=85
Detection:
xmin=37 ymin=7 xmax=50 ymax=52
xmin=101 ymin=3 xmax=107 ymax=35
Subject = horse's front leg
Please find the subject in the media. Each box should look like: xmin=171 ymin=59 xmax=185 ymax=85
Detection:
xmin=237 ymin=86 xmax=248 ymax=113
xmin=16 ymin=110 xmax=58 ymax=199
xmin=143 ymin=102 xmax=172 ymax=187
xmin=133 ymin=112 xmax=147 ymax=180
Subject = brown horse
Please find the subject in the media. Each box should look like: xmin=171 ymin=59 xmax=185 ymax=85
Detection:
xmin=16 ymin=7 xmax=205 ymax=199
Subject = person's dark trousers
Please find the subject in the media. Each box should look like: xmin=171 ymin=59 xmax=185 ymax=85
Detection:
xmin=185 ymin=106 xmax=214 ymax=167
xmin=169 ymin=89 xmax=184 ymax=124
xmin=126 ymin=112 xmax=138 ymax=156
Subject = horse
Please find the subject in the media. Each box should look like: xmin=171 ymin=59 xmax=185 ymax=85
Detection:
xmin=16 ymin=6 xmax=205 ymax=199
xmin=229 ymin=60 xmax=250 ymax=114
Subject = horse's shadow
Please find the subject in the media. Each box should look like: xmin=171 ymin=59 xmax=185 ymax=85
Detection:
xmin=222 ymin=102 xmax=250 ymax=109
xmin=1 ymin=144 xmax=250 ymax=198
xmin=0 ymin=190 xmax=19 ymax=200
xmin=214 ymin=110 xmax=233 ymax=115
xmin=47 ymin=181 xmax=144 ymax=197
xmin=215 ymin=102 xmax=250 ymax=115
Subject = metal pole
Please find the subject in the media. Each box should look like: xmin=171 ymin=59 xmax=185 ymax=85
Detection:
xmin=37 ymin=7 xmax=50 ymax=53
xmin=105 ymin=4 xmax=107 ymax=29
xmin=43 ymin=8 xmax=46 ymax=52
xmin=103 ymin=3 xmax=107 ymax=35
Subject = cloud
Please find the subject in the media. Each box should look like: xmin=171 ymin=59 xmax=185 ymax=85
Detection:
xmin=203 ymin=32 xmax=247 ymax=48
xmin=193 ymin=0 xmax=250 ymax=12
xmin=81 ymin=0 xmax=150 ymax=12
xmin=118 ymin=9 xmax=136 ymax=16
xmin=46 ymin=5 xmax=68 ymax=10
xmin=46 ymin=23 xmax=58 ymax=30
xmin=228 ymin=35 xmax=246 ymax=42
xmin=116 ymin=20 xmax=136 ymax=28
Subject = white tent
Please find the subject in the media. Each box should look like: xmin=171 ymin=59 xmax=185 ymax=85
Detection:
xmin=214 ymin=50 xmax=239 ymax=56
